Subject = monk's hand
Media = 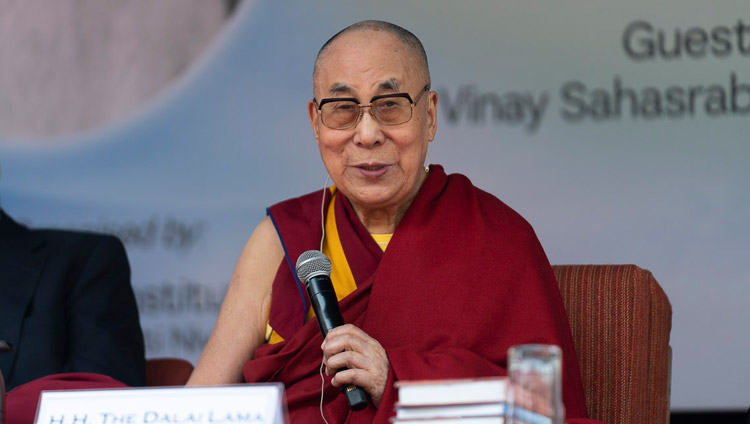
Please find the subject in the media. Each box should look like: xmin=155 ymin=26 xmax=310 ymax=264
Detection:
xmin=321 ymin=324 xmax=389 ymax=407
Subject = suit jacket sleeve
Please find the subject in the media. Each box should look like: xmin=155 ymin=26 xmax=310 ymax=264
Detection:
xmin=63 ymin=234 xmax=146 ymax=386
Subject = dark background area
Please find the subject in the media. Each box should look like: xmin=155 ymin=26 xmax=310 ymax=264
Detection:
xmin=671 ymin=410 xmax=747 ymax=424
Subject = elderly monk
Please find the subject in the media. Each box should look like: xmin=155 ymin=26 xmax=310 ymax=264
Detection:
xmin=188 ymin=20 xmax=601 ymax=424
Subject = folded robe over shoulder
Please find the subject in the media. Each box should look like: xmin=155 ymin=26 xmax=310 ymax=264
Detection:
xmin=244 ymin=165 xmax=595 ymax=423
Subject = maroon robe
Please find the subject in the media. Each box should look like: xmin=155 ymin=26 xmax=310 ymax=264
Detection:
xmin=5 ymin=373 xmax=128 ymax=424
xmin=245 ymin=165 xmax=596 ymax=423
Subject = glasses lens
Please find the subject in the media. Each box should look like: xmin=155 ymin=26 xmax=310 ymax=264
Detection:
xmin=372 ymin=96 xmax=412 ymax=125
xmin=320 ymin=100 xmax=359 ymax=129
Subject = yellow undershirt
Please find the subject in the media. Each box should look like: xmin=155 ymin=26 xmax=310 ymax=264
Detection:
xmin=371 ymin=233 xmax=392 ymax=252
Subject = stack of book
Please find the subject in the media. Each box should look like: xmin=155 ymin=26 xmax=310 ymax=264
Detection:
xmin=392 ymin=377 xmax=507 ymax=423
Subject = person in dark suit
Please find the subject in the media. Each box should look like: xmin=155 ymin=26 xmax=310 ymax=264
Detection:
xmin=0 ymin=207 xmax=145 ymax=390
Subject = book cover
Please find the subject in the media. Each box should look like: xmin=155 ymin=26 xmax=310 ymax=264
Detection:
xmin=390 ymin=416 xmax=504 ymax=424
xmin=395 ymin=401 xmax=506 ymax=419
xmin=395 ymin=376 xmax=507 ymax=406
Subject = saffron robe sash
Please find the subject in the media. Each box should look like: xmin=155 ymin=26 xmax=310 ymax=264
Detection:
xmin=245 ymin=165 xmax=591 ymax=423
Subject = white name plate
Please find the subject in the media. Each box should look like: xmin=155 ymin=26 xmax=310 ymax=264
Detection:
xmin=34 ymin=384 xmax=288 ymax=424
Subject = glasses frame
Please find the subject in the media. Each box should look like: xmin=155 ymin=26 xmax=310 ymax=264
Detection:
xmin=314 ymin=84 xmax=431 ymax=130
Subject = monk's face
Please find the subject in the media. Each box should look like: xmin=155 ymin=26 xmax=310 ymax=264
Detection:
xmin=308 ymin=29 xmax=437 ymax=217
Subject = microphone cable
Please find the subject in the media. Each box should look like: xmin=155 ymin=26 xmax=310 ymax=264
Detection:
xmin=320 ymin=174 xmax=330 ymax=252
xmin=319 ymin=173 xmax=331 ymax=423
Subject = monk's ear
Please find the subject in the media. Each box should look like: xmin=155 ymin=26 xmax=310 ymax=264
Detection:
xmin=308 ymin=100 xmax=321 ymax=143
xmin=426 ymin=90 xmax=438 ymax=141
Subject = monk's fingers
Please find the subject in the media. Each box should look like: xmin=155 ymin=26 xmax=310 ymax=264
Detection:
xmin=322 ymin=325 xmax=378 ymax=359
xmin=329 ymin=367 xmax=370 ymax=388
xmin=325 ymin=323 xmax=360 ymax=338
xmin=323 ymin=339 xmax=388 ymax=377
xmin=322 ymin=324 xmax=369 ymax=349
xmin=322 ymin=333 xmax=386 ymax=378
xmin=325 ymin=349 xmax=370 ymax=375
xmin=320 ymin=325 xmax=389 ymax=407
xmin=326 ymin=351 xmax=389 ymax=407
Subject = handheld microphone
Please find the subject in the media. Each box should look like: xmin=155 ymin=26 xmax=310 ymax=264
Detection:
xmin=296 ymin=250 xmax=368 ymax=411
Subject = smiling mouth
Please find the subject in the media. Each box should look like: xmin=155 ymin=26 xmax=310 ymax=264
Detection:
xmin=359 ymin=165 xmax=385 ymax=171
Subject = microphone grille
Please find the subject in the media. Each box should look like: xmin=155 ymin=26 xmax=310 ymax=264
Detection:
xmin=295 ymin=250 xmax=332 ymax=282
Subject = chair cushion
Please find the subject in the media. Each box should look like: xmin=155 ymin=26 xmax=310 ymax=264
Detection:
xmin=145 ymin=358 xmax=194 ymax=387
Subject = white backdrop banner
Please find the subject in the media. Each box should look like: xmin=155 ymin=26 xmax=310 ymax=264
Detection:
xmin=1 ymin=1 xmax=747 ymax=410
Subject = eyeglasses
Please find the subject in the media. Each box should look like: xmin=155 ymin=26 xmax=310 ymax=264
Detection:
xmin=314 ymin=85 xmax=430 ymax=130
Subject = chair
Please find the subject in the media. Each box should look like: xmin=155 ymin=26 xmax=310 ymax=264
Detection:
xmin=145 ymin=358 xmax=194 ymax=387
xmin=552 ymin=265 xmax=672 ymax=424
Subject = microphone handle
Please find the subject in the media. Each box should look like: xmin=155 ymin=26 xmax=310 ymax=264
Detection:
xmin=307 ymin=275 xmax=369 ymax=411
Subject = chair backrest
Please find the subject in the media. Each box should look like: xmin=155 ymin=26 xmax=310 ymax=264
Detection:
xmin=145 ymin=358 xmax=194 ymax=387
xmin=552 ymin=264 xmax=672 ymax=424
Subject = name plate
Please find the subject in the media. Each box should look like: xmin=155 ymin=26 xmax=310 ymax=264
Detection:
xmin=34 ymin=384 xmax=288 ymax=424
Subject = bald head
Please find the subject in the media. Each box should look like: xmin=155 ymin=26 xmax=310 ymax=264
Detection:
xmin=312 ymin=20 xmax=430 ymax=92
